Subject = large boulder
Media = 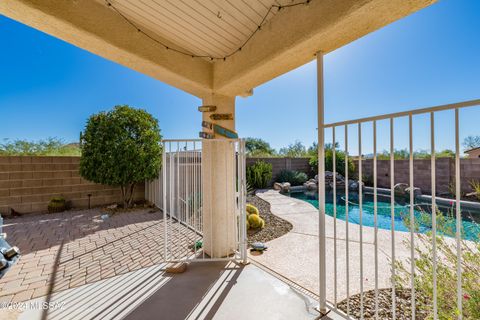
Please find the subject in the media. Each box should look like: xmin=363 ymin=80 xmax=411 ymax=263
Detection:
xmin=393 ymin=183 xmax=409 ymax=197
xmin=274 ymin=182 xmax=291 ymax=193
xmin=304 ymin=181 xmax=317 ymax=191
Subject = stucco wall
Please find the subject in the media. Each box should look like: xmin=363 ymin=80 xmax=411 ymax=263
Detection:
xmin=0 ymin=156 xmax=144 ymax=215
xmin=355 ymin=158 xmax=480 ymax=195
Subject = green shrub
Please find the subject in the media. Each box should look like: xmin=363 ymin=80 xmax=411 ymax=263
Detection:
xmin=80 ymin=105 xmax=162 ymax=208
xmin=396 ymin=206 xmax=480 ymax=319
xmin=275 ymin=170 xmax=308 ymax=186
xmin=246 ymin=160 xmax=272 ymax=189
xmin=309 ymin=147 xmax=355 ymax=177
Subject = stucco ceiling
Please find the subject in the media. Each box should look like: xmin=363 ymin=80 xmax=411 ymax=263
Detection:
xmin=96 ymin=0 xmax=287 ymax=59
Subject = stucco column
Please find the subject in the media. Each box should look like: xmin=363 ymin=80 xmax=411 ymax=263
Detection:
xmin=201 ymin=93 xmax=237 ymax=258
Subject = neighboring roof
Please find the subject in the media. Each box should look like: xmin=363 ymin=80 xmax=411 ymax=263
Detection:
xmin=465 ymin=147 xmax=480 ymax=153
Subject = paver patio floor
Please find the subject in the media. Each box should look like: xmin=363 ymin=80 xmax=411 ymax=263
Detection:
xmin=0 ymin=208 xmax=196 ymax=304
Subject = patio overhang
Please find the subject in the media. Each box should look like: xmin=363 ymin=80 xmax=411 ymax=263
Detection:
xmin=0 ymin=0 xmax=435 ymax=98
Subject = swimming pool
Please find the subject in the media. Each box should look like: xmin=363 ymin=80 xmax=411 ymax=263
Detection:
xmin=289 ymin=190 xmax=480 ymax=241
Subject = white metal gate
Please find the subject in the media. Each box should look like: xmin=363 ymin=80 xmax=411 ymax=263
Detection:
xmin=319 ymin=99 xmax=480 ymax=319
xmin=145 ymin=139 xmax=247 ymax=264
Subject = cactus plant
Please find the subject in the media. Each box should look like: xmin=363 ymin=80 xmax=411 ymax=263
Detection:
xmin=246 ymin=204 xmax=259 ymax=216
xmin=47 ymin=196 xmax=66 ymax=213
xmin=248 ymin=214 xmax=265 ymax=229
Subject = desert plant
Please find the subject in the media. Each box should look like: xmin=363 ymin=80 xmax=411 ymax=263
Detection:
xmin=275 ymin=170 xmax=308 ymax=186
xmin=469 ymin=180 xmax=480 ymax=200
xmin=246 ymin=204 xmax=259 ymax=216
xmin=47 ymin=196 xmax=66 ymax=213
xmin=80 ymin=105 xmax=162 ymax=208
xmin=395 ymin=205 xmax=480 ymax=319
xmin=246 ymin=181 xmax=255 ymax=196
xmin=248 ymin=214 xmax=265 ymax=229
xmin=246 ymin=160 xmax=272 ymax=189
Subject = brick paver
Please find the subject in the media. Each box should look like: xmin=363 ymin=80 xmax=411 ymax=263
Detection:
xmin=0 ymin=208 xmax=198 ymax=303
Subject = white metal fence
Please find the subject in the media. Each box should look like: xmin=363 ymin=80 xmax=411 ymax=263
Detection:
xmin=319 ymin=99 xmax=480 ymax=319
xmin=145 ymin=139 xmax=247 ymax=264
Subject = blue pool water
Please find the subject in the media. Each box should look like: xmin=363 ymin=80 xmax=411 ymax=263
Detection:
xmin=289 ymin=190 xmax=480 ymax=241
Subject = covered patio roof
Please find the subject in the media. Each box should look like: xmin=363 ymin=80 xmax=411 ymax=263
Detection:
xmin=0 ymin=0 xmax=435 ymax=98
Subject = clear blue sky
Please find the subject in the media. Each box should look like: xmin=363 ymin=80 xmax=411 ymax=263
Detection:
xmin=1 ymin=0 xmax=479 ymax=155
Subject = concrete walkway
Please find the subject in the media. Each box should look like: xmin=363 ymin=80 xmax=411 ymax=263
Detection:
xmin=250 ymin=190 xmax=414 ymax=304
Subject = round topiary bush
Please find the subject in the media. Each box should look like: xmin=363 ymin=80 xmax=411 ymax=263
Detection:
xmin=80 ymin=105 xmax=162 ymax=208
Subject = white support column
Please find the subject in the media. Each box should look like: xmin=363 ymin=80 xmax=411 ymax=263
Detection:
xmin=201 ymin=93 xmax=237 ymax=258
xmin=317 ymin=52 xmax=327 ymax=313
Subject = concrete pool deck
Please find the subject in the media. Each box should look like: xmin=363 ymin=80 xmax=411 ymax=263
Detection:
xmin=249 ymin=189 xmax=416 ymax=304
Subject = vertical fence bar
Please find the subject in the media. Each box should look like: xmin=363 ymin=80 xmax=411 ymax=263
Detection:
xmin=408 ymin=114 xmax=416 ymax=319
xmin=236 ymin=141 xmax=241 ymax=259
xmin=242 ymin=140 xmax=248 ymax=264
xmin=193 ymin=141 xmax=198 ymax=258
xmin=455 ymin=108 xmax=462 ymax=319
xmin=345 ymin=124 xmax=350 ymax=316
xmin=431 ymin=112 xmax=438 ymax=319
xmin=316 ymin=51 xmax=327 ymax=314
xmin=373 ymin=120 xmax=379 ymax=320
xmin=390 ymin=118 xmax=396 ymax=320
xmin=332 ymin=127 xmax=337 ymax=306
xmin=200 ymin=142 xmax=204 ymax=237
xmin=163 ymin=142 xmax=167 ymax=261
xmin=167 ymin=142 xmax=175 ymax=256
xmin=358 ymin=123 xmax=364 ymax=319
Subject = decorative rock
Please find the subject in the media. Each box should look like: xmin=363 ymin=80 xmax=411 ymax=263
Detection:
xmin=405 ymin=186 xmax=422 ymax=197
xmin=274 ymin=182 xmax=291 ymax=193
xmin=304 ymin=181 xmax=317 ymax=190
xmin=393 ymin=183 xmax=409 ymax=197
xmin=273 ymin=182 xmax=283 ymax=191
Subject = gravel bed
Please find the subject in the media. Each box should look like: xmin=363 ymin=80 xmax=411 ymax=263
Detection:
xmin=337 ymin=288 xmax=429 ymax=320
xmin=246 ymin=195 xmax=293 ymax=244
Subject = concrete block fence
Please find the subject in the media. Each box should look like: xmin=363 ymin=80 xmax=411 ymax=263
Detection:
xmin=355 ymin=158 xmax=480 ymax=195
xmin=0 ymin=156 xmax=144 ymax=215
xmin=2 ymin=155 xmax=478 ymax=215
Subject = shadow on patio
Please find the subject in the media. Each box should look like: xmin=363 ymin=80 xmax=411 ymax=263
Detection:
xmin=17 ymin=261 xmax=321 ymax=320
